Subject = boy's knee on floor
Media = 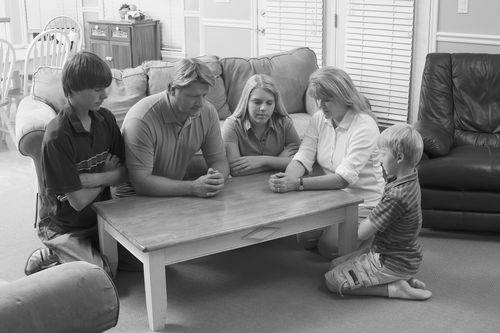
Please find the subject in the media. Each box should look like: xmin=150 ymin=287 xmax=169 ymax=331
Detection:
xmin=318 ymin=240 xmax=339 ymax=260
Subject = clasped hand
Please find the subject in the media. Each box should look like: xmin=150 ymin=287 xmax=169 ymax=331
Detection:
xmin=268 ymin=172 xmax=297 ymax=193
xmin=192 ymin=168 xmax=225 ymax=198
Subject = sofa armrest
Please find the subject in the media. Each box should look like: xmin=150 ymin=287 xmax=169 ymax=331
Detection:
xmin=414 ymin=119 xmax=453 ymax=157
xmin=15 ymin=96 xmax=57 ymax=158
xmin=0 ymin=261 xmax=119 ymax=333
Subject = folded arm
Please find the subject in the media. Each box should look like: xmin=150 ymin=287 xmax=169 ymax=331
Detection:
xmin=226 ymin=142 xmax=293 ymax=176
xmin=79 ymin=155 xmax=127 ymax=188
xmin=66 ymin=187 xmax=105 ymax=212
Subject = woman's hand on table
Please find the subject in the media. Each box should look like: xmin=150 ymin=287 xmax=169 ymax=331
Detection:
xmin=268 ymin=172 xmax=299 ymax=193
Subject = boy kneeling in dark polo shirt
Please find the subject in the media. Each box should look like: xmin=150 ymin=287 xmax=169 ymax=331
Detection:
xmin=24 ymin=51 xmax=127 ymax=276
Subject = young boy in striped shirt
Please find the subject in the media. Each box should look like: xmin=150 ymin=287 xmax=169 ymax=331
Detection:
xmin=324 ymin=123 xmax=432 ymax=300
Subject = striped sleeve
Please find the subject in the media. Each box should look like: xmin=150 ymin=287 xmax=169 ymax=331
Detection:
xmin=369 ymin=193 xmax=406 ymax=232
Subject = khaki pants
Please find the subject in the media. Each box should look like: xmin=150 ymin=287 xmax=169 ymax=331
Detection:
xmin=38 ymin=219 xmax=109 ymax=274
xmin=324 ymin=248 xmax=411 ymax=294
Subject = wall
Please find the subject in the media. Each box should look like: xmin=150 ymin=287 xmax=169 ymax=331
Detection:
xmin=2 ymin=0 xmax=24 ymax=44
xmin=24 ymin=0 xmax=78 ymax=33
xmin=199 ymin=0 xmax=254 ymax=58
xmin=436 ymin=0 xmax=500 ymax=53
xmin=184 ymin=0 xmax=200 ymax=58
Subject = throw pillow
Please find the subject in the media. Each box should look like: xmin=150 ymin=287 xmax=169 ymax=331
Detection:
xmin=102 ymin=66 xmax=148 ymax=127
xmin=31 ymin=67 xmax=66 ymax=113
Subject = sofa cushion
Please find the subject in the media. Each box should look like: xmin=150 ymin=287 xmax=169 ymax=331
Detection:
xmin=142 ymin=60 xmax=175 ymax=95
xmin=221 ymin=47 xmax=319 ymax=115
xmin=418 ymin=145 xmax=500 ymax=191
xmin=451 ymin=53 xmax=500 ymax=147
xmin=31 ymin=66 xmax=66 ymax=113
xmin=143 ymin=55 xmax=231 ymax=120
xmin=289 ymin=113 xmax=311 ymax=140
xmin=102 ymin=67 xmax=148 ymax=127
xmin=421 ymin=188 xmax=500 ymax=213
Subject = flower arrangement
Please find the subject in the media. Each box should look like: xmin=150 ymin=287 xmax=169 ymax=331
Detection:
xmin=127 ymin=10 xmax=145 ymax=21
xmin=119 ymin=3 xmax=130 ymax=11
xmin=118 ymin=4 xmax=130 ymax=19
xmin=118 ymin=3 xmax=144 ymax=21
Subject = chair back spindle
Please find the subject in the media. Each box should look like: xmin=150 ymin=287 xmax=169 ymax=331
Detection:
xmin=0 ymin=38 xmax=16 ymax=142
xmin=23 ymin=29 xmax=70 ymax=96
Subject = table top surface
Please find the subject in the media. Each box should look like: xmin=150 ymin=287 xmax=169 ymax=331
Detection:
xmin=93 ymin=172 xmax=363 ymax=252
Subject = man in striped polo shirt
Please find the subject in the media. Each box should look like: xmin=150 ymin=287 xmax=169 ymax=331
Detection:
xmin=324 ymin=123 xmax=432 ymax=300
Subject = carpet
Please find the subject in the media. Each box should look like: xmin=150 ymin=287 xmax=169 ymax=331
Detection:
xmin=2 ymin=142 xmax=500 ymax=332
xmin=106 ymin=230 xmax=500 ymax=333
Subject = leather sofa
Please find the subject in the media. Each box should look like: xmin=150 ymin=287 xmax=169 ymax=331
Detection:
xmin=15 ymin=47 xmax=319 ymax=205
xmin=415 ymin=53 xmax=500 ymax=232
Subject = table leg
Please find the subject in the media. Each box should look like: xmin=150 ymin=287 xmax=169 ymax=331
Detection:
xmin=144 ymin=251 xmax=167 ymax=331
xmin=97 ymin=216 xmax=118 ymax=276
xmin=337 ymin=204 xmax=359 ymax=256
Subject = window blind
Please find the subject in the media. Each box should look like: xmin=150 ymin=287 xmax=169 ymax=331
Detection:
xmin=344 ymin=0 xmax=415 ymax=127
xmin=259 ymin=0 xmax=323 ymax=66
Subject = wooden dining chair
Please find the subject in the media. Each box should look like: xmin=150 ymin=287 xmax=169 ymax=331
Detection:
xmin=43 ymin=16 xmax=83 ymax=53
xmin=0 ymin=38 xmax=15 ymax=144
xmin=22 ymin=29 xmax=71 ymax=96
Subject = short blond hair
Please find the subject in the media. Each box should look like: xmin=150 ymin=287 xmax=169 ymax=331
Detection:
xmin=378 ymin=123 xmax=423 ymax=167
xmin=168 ymin=58 xmax=215 ymax=92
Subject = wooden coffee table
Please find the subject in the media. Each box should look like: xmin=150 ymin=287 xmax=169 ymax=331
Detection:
xmin=94 ymin=172 xmax=362 ymax=331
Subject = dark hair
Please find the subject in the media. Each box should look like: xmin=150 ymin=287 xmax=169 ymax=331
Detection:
xmin=62 ymin=51 xmax=112 ymax=96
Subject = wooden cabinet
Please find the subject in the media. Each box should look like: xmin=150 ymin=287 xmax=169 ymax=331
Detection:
xmin=87 ymin=19 xmax=161 ymax=69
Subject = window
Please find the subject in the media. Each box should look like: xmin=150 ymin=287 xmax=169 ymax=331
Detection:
xmin=258 ymin=0 xmax=323 ymax=66
xmin=343 ymin=0 xmax=415 ymax=127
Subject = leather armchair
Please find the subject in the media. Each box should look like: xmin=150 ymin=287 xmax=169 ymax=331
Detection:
xmin=415 ymin=53 xmax=500 ymax=232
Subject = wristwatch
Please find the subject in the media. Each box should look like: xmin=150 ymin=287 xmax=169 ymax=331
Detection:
xmin=298 ymin=177 xmax=304 ymax=191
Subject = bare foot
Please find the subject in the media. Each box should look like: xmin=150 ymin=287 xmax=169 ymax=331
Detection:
xmin=388 ymin=279 xmax=432 ymax=300
xmin=408 ymin=277 xmax=426 ymax=290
